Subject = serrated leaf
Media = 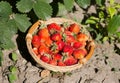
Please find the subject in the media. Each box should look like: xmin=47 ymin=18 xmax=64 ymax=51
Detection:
xmin=7 ymin=20 xmax=18 ymax=34
xmin=13 ymin=14 xmax=31 ymax=32
xmin=11 ymin=52 xmax=18 ymax=61
xmin=107 ymin=15 xmax=120 ymax=35
xmin=0 ymin=50 xmax=3 ymax=66
xmin=76 ymin=0 xmax=91 ymax=9
xmin=0 ymin=1 xmax=12 ymax=18
xmin=33 ymin=0 xmax=52 ymax=20
xmin=0 ymin=37 xmax=15 ymax=49
xmin=64 ymin=0 xmax=74 ymax=11
xmin=8 ymin=73 xmax=17 ymax=83
xmin=0 ymin=22 xmax=15 ymax=49
xmin=16 ymin=0 xmax=33 ymax=13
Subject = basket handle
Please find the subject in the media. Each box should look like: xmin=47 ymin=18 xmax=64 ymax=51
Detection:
xmin=26 ymin=20 xmax=41 ymax=40
xmin=79 ymin=41 xmax=95 ymax=64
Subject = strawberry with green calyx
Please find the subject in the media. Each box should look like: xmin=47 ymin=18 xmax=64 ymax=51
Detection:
xmin=64 ymin=30 xmax=73 ymax=36
xmin=50 ymin=41 xmax=65 ymax=53
xmin=47 ymin=23 xmax=61 ymax=32
xmin=65 ymin=35 xmax=76 ymax=44
xmin=40 ymin=53 xmax=51 ymax=63
xmin=73 ymin=48 xmax=87 ymax=59
xmin=56 ymin=41 xmax=65 ymax=51
xmin=63 ymin=55 xmax=77 ymax=66
xmin=73 ymin=41 xmax=86 ymax=49
xmin=63 ymin=44 xmax=73 ymax=55
xmin=69 ymin=23 xmax=81 ymax=34
xmin=50 ymin=43 xmax=59 ymax=53
xmin=77 ymin=33 xmax=88 ymax=42
xmin=53 ymin=53 xmax=62 ymax=61
xmin=51 ymin=33 xmax=62 ymax=42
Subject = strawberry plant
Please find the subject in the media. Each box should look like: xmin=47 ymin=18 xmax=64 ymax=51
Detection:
xmin=8 ymin=52 xmax=18 ymax=83
xmin=84 ymin=0 xmax=120 ymax=42
xmin=0 ymin=1 xmax=31 ymax=66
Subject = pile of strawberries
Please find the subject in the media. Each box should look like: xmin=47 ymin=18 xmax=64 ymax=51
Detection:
xmin=31 ymin=22 xmax=89 ymax=66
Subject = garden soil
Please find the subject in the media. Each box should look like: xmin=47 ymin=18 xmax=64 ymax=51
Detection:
xmin=0 ymin=0 xmax=120 ymax=83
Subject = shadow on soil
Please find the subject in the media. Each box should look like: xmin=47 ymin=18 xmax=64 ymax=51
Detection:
xmin=16 ymin=31 xmax=36 ymax=66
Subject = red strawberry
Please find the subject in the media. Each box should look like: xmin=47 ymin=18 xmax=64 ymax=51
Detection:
xmin=53 ymin=54 xmax=62 ymax=61
xmin=73 ymin=41 xmax=86 ymax=49
xmin=32 ymin=35 xmax=41 ymax=48
xmin=66 ymin=35 xmax=75 ymax=44
xmin=32 ymin=47 xmax=39 ymax=55
xmin=73 ymin=49 xmax=87 ymax=59
xmin=38 ymin=28 xmax=50 ymax=42
xmin=47 ymin=23 xmax=61 ymax=31
xmin=45 ymin=37 xmax=53 ymax=47
xmin=38 ymin=44 xmax=49 ymax=55
xmin=37 ymin=54 xmax=41 ymax=59
xmin=51 ymin=33 xmax=62 ymax=41
xmin=77 ymin=33 xmax=88 ymax=42
xmin=63 ymin=45 xmax=73 ymax=55
xmin=56 ymin=41 xmax=65 ymax=50
xmin=58 ymin=61 xmax=66 ymax=66
xmin=49 ymin=59 xmax=57 ymax=66
xmin=69 ymin=23 xmax=80 ymax=34
xmin=64 ymin=55 xmax=77 ymax=66
xmin=40 ymin=54 xmax=51 ymax=63
xmin=64 ymin=30 xmax=73 ymax=36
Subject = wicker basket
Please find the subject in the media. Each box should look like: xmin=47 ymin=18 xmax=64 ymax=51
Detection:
xmin=26 ymin=18 xmax=95 ymax=72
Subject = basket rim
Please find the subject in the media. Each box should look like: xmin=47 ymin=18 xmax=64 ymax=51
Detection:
xmin=26 ymin=17 xmax=95 ymax=72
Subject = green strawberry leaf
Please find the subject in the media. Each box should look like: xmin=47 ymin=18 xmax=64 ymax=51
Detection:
xmin=7 ymin=19 xmax=18 ymax=34
xmin=64 ymin=0 xmax=74 ymax=11
xmin=107 ymin=15 xmax=120 ymax=35
xmin=9 ymin=66 xmax=17 ymax=73
xmin=33 ymin=0 xmax=52 ymax=20
xmin=85 ymin=19 xmax=96 ymax=24
xmin=8 ymin=73 xmax=17 ymax=83
xmin=0 ymin=1 xmax=12 ymax=19
xmin=13 ymin=14 xmax=31 ymax=32
xmin=76 ymin=0 xmax=91 ymax=9
xmin=0 ymin=22 xmax=15 ymax=49
xmin=16 ymin=0 xmax=33 ymax=13
xmin=11 ymin=52 xmax=18 ymax=62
